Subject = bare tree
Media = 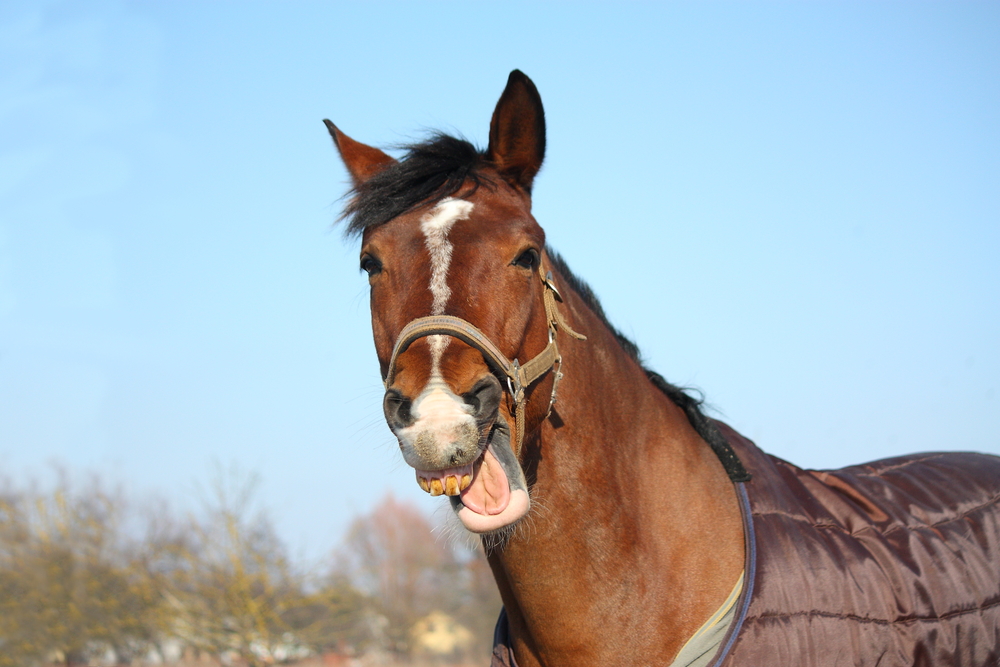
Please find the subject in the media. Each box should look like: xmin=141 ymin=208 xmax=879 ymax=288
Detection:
xmin=163 ymin=464 xmax=367 ymax=665
xmin=0 ymin=468 xmax=499 ymax=665
xmin=0 ymin=473 xmax=167 ymax=666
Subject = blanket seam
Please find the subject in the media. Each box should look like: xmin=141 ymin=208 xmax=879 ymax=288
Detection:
xmin=745 ymin=597 xmax=1000 ymax=626
xmin=774 ymin=453 xmax=954 ymax=478
xmin=751 ymin=491 xmax=1000 ymax=538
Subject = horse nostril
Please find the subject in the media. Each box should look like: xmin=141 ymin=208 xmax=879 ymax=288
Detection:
xmin=383 ymin=389 xmax=414 ymax=428
xmin=464 ymin=375 xmax=502 ymax=424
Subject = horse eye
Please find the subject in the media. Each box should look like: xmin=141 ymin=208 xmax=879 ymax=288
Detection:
xmin=512 ymin=248 xmax=539 ymax=270
xmin=360 ymin=254 xmax=382 ymax=276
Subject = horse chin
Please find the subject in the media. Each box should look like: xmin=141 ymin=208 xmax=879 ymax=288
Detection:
xmin=450 ymin=422 xmax=530 ymax=535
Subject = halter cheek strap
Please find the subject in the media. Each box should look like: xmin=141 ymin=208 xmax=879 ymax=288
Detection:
xmin=383 ymin=264 xmax=587 ymax=453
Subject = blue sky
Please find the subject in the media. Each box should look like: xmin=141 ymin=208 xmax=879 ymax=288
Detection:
xmin=1 ymin=1 xmax=997 ymax=557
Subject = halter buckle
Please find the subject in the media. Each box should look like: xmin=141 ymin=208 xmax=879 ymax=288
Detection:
xmin=544 ymin=271 xmax=563 ymax=302
xmin=508 ymin=359 xmax=525 ymax=404
xmin=546 ymin=356 xmax=564 ymax=416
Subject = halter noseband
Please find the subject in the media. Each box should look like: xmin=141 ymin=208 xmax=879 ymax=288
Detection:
xmin=383 ymin=264 xmax=586 ymax=453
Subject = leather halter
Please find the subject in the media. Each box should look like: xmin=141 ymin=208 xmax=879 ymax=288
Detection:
xmin=383 ymin=264 xmax=586 ymax=452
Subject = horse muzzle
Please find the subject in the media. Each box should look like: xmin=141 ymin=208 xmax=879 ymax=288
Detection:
xmin=383 ymin=374 xmax=501 ymax=471
xmin=383 ymin=374 xmax=530 ymax=534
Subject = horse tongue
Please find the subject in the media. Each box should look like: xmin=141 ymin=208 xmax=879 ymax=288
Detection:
xmin=460 ymin=447 xmax=511 ymax=516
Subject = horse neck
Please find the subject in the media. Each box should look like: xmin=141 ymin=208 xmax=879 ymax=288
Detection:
xmin=488 ymin=280 xmax=745 ymax=666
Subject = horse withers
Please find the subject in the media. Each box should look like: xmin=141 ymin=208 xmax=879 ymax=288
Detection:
xmin=326 ymin=71 xmax=1000 ymax=666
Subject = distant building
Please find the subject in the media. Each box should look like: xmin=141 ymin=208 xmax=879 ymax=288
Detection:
xmin=410 ymin=611 xmax=474 ymax=657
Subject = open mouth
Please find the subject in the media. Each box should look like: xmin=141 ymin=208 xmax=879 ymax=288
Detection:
xmin=413 ymin=420 xmax=530 ymax=534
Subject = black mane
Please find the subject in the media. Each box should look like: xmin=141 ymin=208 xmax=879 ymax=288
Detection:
xmin=342 ymin=133 xmax=749 ymax=482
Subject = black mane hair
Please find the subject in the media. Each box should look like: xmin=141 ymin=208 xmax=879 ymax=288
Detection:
xmin=342 ymin=133 xmax=749 ymax=482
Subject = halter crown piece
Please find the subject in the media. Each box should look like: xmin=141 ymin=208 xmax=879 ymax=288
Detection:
xmin=383 ymin=264 xmax=587 ymax=453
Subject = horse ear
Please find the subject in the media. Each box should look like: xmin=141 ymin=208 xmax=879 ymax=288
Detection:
xmin=486 ymin=70 xmax=546 ymax=193
xmin=324 ymin=119 xmax=397 ymax=187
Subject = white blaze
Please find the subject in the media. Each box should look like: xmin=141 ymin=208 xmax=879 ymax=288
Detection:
xmin=420 ymin=198 xmax=473 ymax=369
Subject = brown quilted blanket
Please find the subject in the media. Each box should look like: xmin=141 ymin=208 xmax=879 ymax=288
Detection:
xmin=716 ymin=422 xmax=1000 ymax=666
xmin=491 ymin=423 xmax=1000 ymax=666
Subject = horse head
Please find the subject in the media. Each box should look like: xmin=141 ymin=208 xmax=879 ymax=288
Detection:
xmin=328 ymin=71 xmax=581 ymax=535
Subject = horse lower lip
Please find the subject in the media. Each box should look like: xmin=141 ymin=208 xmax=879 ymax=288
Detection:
xmin=456 ymin=489 xmax=530 ymax=534
xmin=455 ymin=443 xmax=512 ymax=516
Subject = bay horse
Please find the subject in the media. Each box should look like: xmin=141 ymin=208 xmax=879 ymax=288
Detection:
xmin=326 ymin=71 xmax=1000 ymax=666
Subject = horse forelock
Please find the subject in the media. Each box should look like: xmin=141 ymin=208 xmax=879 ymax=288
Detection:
xmin=342 ymin=133 xmax=496 ymax=237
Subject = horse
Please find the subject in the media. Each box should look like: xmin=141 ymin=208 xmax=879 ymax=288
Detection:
xmin=325 ymin=71 xmax=1000 ymax=666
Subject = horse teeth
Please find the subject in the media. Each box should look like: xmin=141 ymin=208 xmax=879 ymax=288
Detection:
xmin=460 ymin=474 xmax=472 ymax=491
xmin=445 ymin=476 xmax=460 ymax=496
xmin=417 ymin=477 xmax=430 ymax=493
xmin=429 ymin=479 xmax=444 ymax=496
